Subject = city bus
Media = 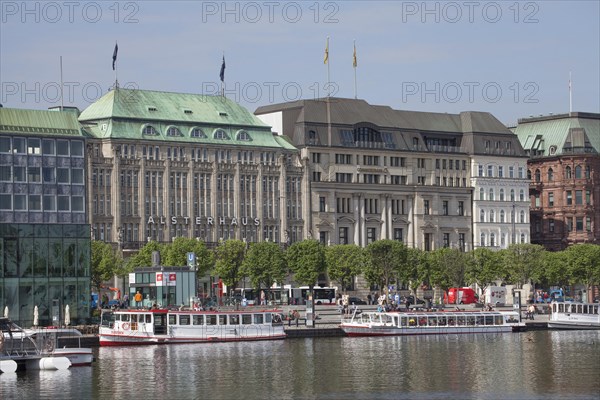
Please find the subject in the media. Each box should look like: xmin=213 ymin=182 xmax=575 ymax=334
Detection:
xmin=289 ymin=286 xmax=338 ymax=305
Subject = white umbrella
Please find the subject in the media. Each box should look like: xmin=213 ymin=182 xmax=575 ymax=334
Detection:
xmin=33 ymin=306 xmax=39 ymax=327
xmin=64 ymin=305 xmax=70 ymax=326
xmin=3 ymin=306 xmax=7 ymax=318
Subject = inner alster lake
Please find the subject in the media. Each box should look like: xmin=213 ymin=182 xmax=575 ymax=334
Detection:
xmin=1 ymin=330 xmax=598 ymax=400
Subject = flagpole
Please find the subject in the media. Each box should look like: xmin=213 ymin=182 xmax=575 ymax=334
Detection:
xmin=221 ymin=53 xmax=225 ymax=97
xmin=60 ymin=56 xmax=64 ymax=111
xmin=353 ymin=40 xmax=357 ymax=99
xmin=569 ymin=71 xmax=572 ymax=114
xmin=326 ymin=37 xmax=331 ymax=97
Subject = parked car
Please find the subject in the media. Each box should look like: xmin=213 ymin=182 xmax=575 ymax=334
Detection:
xmin=348 ymin=297 xmax=367 ymax=305
xmin=402 ymin=295 xmax=425 ymax=305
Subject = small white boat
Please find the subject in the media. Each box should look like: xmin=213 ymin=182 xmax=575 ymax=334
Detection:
xmin=99 ymin=308 xmax=286 ymax=346
xmin=340 ymin=309 xmax=525 ymax=336
xmin=548 ymin=302 xmax=600 ymax=330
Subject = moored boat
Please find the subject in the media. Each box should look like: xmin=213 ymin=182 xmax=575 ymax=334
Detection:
xmin=340 ymin=309 xmax=525 ymax=336
xmin=547 ymin=301 xmax=600 ymax=330
xmin=99 ymin=308 xmax=286 ymax=346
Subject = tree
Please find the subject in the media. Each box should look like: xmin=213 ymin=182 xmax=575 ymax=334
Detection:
xmin=541 ymin=250 xmax=570 ymax=288
xmin=286 ymin=239 xmax=326 ymax=287
xmin=466 ymin=248 xmax=504 ymax=294
xmin=213 ymin=239 xmax=247 ymax=291
xmin=429 ymin=247 xmax=470 ymax=294
xmin=126 ymin=241 xmax=163 ymax=270
xmin=162 ymin=237 xmax=215 ymax=278
xmin=325 ymin=244 xmax=365 ymax=293
xmin=241 ymin=241 xmax=287 ymax=292
xmin=91 ymin=240 xmax=123 ymax=290
xmin=503 ymin=243 xmax=545 ymax=288
xmin=363 ymin=240 xmax=407 ymax=298
xmin=565 ymin=244 xmax=600 ymax=302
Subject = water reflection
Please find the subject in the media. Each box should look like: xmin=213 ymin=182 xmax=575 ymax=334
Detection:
xmin=1 ymin=331 xmax=598 ymax=400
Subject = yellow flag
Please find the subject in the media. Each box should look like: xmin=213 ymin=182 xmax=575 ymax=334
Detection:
xmin=324 ymin=38 xmax=329 ymax=64
xmin=353 ymin=42 xmax=357 ymax=68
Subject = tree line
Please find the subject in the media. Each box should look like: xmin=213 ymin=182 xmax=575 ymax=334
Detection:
xmin=92 ymin=239 xmax=600 ymax=299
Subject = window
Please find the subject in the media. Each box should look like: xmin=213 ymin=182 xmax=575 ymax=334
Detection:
xmin=166 ymin=126 xmax=182 ymax=137
xmin=394 ymin=228 xmax=403 ymax=242
xmin=236 ymin=130 xmax=251 ymax=141
xmin=548 ymin=192 xmax=554 ymax=207
xmin=14 ymin=194 xmax=26 ymax=210
xmin=478 ymin=165 xmax=483 ymax=177
xmin=567 ymin=218 xmax=573 ymax=232
xmin=28 ymin=166 xmax=41 ymax=183
xmin=575 ymin=165 xmax=582 ymax=179
xmin=42 ymin=139 xmax=55 ymax=155
xmin=518 ymin=167 xmax=524 ymax=179
xmin=498 ymin=166 xmax=504 ymax=177
xmin=312 ymin=153 xmax=321 ymax=163
xmin=549 ymin=219 xmax=555 ymax=232
xmin=0 ymin=194 xmax=11 ymax=210
xmin=509 ymin=166 xmax=514 ymax=178
xmin=520 ymin=210 xmax=525 ymax=223
xmin=490 ymin=233 xmax=496 ymax=247
xmin=519 ymin=190 xmax=525 ymax=202
xmin=586 ymin=190 xmax=591 ymax=205
xmin=319 ymin=197 xmax=326 ymax=212
xmin=458 ymin=233 xmax=465 ymax=251
xmin=500 ymin=189 xmax=505 ymax=201
xmin=576 ymin=217 xmax=583 ymax=232
xmin=500 ymin=210 xmax=505 ymax=223
xmin=366 ymin=228 xmax=376 ymax=244
xmin=489 ymin=210 xmax=495 ymax=222
xmin=43 ymin=167 xmax=55 ymax=183
xmin=586 ymin=216 xmax=592 ymax=232
xmin=442 ymin=201 xmax=448 ymax=216
xmin=565 ymin=166 xmax=572 ymax=179
xmin=458 ymin=201 xmax=464 ymax=216
xmin=214 ymin=129 xmax=229 ymax=140
xmin=489 ymin=189 xmax=494 ymax=201
xmin=56 ymin=140 xmax=69 ymax=155
xmin=566 ymin=191 xmax=572 ymax=205
xmin=487 ymin=165 xmax=493 ymax=177
xmin=29 ymin=195 xmax=41 ymax=211
xmin=479 ymin=188 xmax=485 ymax=201
xmin=142 ymin=125 xmax=158 ymax=135
xmin=510 ymin=189 xmax=515 ymax=202
xmin=535 ymin=169 xmax=541 ymax=182
xmin=443 ymin=233 xmax=450 ymax=248
xmin=480 ymin=233 xmax=486 ymax=247
xmin=423 ymin=200 xmax=430 ymax=215
xmin=0 ymin=166 xmax=10 ymax=181
xmin=190 ymin=128 xmax=207 ymax=138
xmin=339 ymin=227 xmax=349 ymax=244
xmin=43 ymin=195 xmax=56 ymax=211
xmin=480 ymin=209 xmax=485 ymax=222
xmin=585 ymin=165 xmax=591 ymax=179
xmin=548 ymin=168 xmax=554 ymax=181
xmin=575 ymin=190 xmax=583 ymax=205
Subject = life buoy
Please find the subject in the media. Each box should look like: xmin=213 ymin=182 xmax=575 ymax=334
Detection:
xmin=122 ymin=322 xmax=130 ymax=330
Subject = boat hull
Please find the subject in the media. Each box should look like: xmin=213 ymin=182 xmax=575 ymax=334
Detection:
xmin=341 ymin=325 xmax=514 ymax=336
xmin=99 ymin=333 xmax=286 ymax=346
xmin=547 ymin=321 xmax=600 ymax=330
xmin=50 ymin=348 xmax=94 ymax=366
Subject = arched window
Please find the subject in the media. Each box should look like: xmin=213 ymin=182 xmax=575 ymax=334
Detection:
xmin=479 ymin=188 xmax=485 ymax=201
xmin=547 ymin=168 xmax=554 ymax=181
xmin=527 ymin=169 xmax=532 ymax=180
xmin=190 ymin=127 xmax=207 ymax=138
xmin=487 ymin=165 xmax=494 ymax=177
xmin=500 ymin=189 xmax=505 ymax=201
xmin=214 ymin=129 xmax=230 ymax=140
xmin=535 ymin=169 xmax=541 ymax=182
xmin=236 ymin=130 xmax=251 ymax=141
xmin=565 ymin=166 xmax=572 ymax=179
xmin=520 ymin=233 xmax=526 ymax=243
xmin=575 ymin=165 xmax=582 ymax=179
xmin=519 ymin=189 xmax=525 ymax=202
xmin=142 ymin=125 xmax=158 ymax=136
xmin=480 ymin=233 xmax=486 ymax=247
xmin=489 ymin=210 xmax=495 ymax=222
xmin=489 ymin=189 xmax=495 ymax=201
xmin=490 ymin=233 xmax=496 ymax=247
xmin=500 ymin=209 xmax=505 ymax=223
xmin=166 ymin=126 xmax=182 ymax=137
xmin=480 ymin=209 xmax=485 ymax=222
xmin=510 ymin=189 xmax=515 ymax=201
xmin=520 ymin=210 xmax=525 ymax=223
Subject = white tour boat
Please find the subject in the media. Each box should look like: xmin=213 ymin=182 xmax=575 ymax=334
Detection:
xmin=340 ymin=309 xmax=525 ymax=336
xmin=548 ymin=301 xmax=600 ymax=330
xmin=99 ymin=308 xmax=287 ymax=346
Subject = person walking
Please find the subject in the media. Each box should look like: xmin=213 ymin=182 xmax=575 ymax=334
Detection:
xmin=134 ymin=291 xmax=143 ymax=308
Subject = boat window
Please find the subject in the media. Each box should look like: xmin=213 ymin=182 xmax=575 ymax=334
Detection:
xmin=447 ymin=317 xmax=455 ymax=326
xmin=265 ymin=313 xmax=272 ymax=323
xmin=558 ymin=304 xmax=564 ymax=313
xmin=577 ymin=305 xmax=583 ymax=314
xmin=242 ymin=315 xmax=252 ymax=324
xmin=485 ymin=315 xmax=494 ymax=325
xmin=418 ymin=316 xmax=427 ymax=327
xmin=495 ymin=316 xmax=503 ymax=325
xmin=169 ymin=315 xmax=177 ymax=325
xmin=428 ymin=316 xmax=437 ymax=326
xmin=254 ymin=314 xmax=264 ymax=324
xmin=593 ymin=305 xmax=598 ymax=315
xmin=207 ymin=315 xmax=217 ymax=325
xmin=122 ymin=314 xmax=130 ymax=322
xmin=219 ymin=315 xmax=227 ymax=325
xmin=392 ymin=316 xmax=398 ymax=326
xmin=146 ymin=314 xmax=152 ymax=323
xmin=438 ymin=316 xmax=447 ymax=326
xmin=583 ymin=305 xmax=588 ymax=314
xmin=467 ymin=316 xmax=476 ymax=326
xmin=193 ymin=315 xmax=204 ymax=325
xmin=400 ymin=317 xmax=407 ymax=327
xmin=408 ymin=317 xmax=416 ymax=327
xmin=179 ymin=315 xmax=191 ymax=325
xmin=457 ymin=316 xmax=466 ymax=326
xmin=229 ymin=315 xmax=240 ymax=325
xmin=475 ymin=316 xmax=484 ymax=325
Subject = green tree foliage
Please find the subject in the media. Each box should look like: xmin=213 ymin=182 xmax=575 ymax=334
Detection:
xmin=429 ymin=247 xmax=469 ymax=291
xmin=325 ymin=244 xmax=365 ymax=293
xmin=503 ymin=243 xmax=545 ymax=287
xmin=91 ymin=240 xmax=123 ymax=289
xmin=565 ymin=244 xmax=600 ymax=299
xmin=466 ymin=248 xmax=503 ymax=293
xmin=213 ymin=239 xmax=247 ymax=289
xmin=541 ymin=250 xmax=570 ymax=288
xmin=126 ymin=241 xmax=163 ymax=270
xmin=286 ymin=239 xmax=326 ymax=286
xmin=162 ymin=237 xmax=215 ymax=277
xmin=241 ymin=241 xmax=287 ymax=290
xmin=363 ymin=240 xmax=407 ymax=296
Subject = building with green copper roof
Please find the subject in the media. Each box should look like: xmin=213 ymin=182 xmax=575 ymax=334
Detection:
xmin=0 ymin=106 xmax=91 ymax=327
xmin=513 ymin=112 xmax=600 ymax=250
xmin=78 ymin=88 xmax=303 ymax=272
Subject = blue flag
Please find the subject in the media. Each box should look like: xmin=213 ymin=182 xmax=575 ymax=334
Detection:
xmin=220 ymin=56 xmax=225 ymax=82
xmin=112 ymin=43 xmax=118 ymax=71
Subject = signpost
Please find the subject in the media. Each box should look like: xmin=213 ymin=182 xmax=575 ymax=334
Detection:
xmin=187 ymin=252 xmax=196 ymax=270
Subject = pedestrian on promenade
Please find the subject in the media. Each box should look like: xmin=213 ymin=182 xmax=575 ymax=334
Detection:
xmin=293 ymin=310 xmax=300 ymax=327
xmin=134 ymin=291 xmax=142 ymax=308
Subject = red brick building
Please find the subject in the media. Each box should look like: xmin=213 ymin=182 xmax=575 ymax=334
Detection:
xmin=514 ymin=112 xmax=600 ymax=250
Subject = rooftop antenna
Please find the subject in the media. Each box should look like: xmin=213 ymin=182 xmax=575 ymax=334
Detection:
xmin=569 ymin=71 xmax=572 ymax=114
xmin=60 ymin=56 xmax=64 ymax=111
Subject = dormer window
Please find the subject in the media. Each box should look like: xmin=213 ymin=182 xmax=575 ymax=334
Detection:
xmin=166 ymin=126 xmax=182 ymax=137
xmin=214 ymin=129 xmax=229 ymax=140
xmin=142 ymin=125 xmax=158 ymax=136
xmin=148 ymin=106 xmax=157 ymax=112
xmin=190 ymin=127 xmax=207 ymax=138
xmin=236 ymin=130 xmax=251 ymax=141
xmin=184 ymin=109 xmax=193 ymax=114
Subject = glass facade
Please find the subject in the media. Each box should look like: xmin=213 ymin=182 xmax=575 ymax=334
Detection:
xmin=0 ymin=223 xmax=91 ymax=326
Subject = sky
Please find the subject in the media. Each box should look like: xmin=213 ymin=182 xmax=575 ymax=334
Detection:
xmin=1 ymin=0 xmax=599 ymax=126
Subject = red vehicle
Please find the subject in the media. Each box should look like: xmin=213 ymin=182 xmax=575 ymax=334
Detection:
xmin=445 ymin=288 xmax=478 ymax=304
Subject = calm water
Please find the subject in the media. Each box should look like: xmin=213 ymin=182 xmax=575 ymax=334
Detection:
xmin=1 ymin=331 xmax=599 ymax=400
